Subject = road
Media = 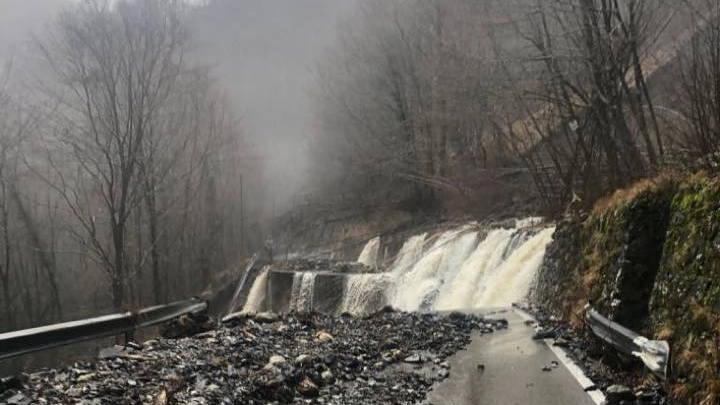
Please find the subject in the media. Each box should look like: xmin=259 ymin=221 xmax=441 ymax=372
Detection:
xmin=425 ymin=309 xmax=602 ymax=405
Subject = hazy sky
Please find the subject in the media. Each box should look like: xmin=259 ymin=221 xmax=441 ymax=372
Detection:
xmin=189 ymin=0 xmax=356 ymax=207
xmin=0 ymin=0 xmax=354 ymax=210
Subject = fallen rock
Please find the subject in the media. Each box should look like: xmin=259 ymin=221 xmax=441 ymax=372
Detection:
xmin=605 ymin=384 xmax=635 ymax=404
xmin=321 ymin=370 xmax=335 ymax=385
xmin=297 ymin=377 xmax=319 ymax=397
xmin=315 ymin=331 xmax=334 ymax=342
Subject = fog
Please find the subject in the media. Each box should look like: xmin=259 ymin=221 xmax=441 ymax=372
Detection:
xmin=189 ymin=0 xmax=356 ymax=212
xmin=1 ymin=0 xmax=354 ymax=214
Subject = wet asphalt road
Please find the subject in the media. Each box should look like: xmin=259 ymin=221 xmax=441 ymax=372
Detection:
xmin=425 ymin=309 xmax=599 ymax=405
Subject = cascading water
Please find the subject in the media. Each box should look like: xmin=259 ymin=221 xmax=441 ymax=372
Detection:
xmin=226 ymin=253 xmax=259 ymax=315
xmin=357 ymin=236 xmax=381 ymax=267
xmin=242 ymin=266 xmax=270 ymax=313
xmin=338 ymin=233 xmax=429 ymax=314
xmin=433 ymin=228 xmax=515 ymax=310
xmin=390 ymin=228 xmax=478 ymax=311
xmin=339 ymin=273 xmax=390 ymax=314
xmin=473 ymin=227 xmax=555 ymax=307
xmin=360 ymin=219 xmax=555 ymax=313
xmin=289 ymin=272 xmax=316 ymax=312
xmin=239 ymin=218 xmax=555 ymax=315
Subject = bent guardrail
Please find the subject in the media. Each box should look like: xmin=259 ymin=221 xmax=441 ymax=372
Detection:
xmin=586 ymin=306 xmax=669 ymax=378
xmin=0 ymin=299 xmax=207 ymax=361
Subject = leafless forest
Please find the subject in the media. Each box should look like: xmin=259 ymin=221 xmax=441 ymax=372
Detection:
xmin=1 ymin=0 xmax=720 ymax=338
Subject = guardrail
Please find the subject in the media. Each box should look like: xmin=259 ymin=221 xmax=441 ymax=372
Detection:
xmin=585 ymin=306 xmax=669 ymax=378
xmin=0 ymin=299 xmax=207 ymax=361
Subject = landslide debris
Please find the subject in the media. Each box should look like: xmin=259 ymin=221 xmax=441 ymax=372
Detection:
xmin=1 ymin=310 xmax=497 ymax=404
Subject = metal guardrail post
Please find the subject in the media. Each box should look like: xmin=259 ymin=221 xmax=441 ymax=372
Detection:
xmin=0 ymin=299 xmax=208 ymax=361
xmin=585 ymin=306 xmax=669 ymax=378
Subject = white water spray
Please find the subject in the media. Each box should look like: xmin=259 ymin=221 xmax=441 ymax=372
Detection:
xmin=390 ymin=228 xmax=478 ymax=311
xmin=242 ymin=266 xmax=270 ymax=313
xmin=433 ymin=228 xmax=514 ymax=310
xmin=357 ymin=236 xmax=381 ymax=267
xmin=339 ymin=273 xmax=390 ymax=314
xmin=289 ymin=272 xmax=317 ymax=312
xmin=473 ymin=227 xmax=555 ymax=307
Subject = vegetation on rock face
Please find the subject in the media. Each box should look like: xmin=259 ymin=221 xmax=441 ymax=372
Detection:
xmin=535 ymin=175 xmax=676 ymax=330
xmin=534 ymin=172 xmax=720 ymax=404
xmin=650 ymin=173 xmax=720 ymax=405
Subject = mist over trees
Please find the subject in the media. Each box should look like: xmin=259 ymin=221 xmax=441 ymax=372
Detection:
xmin=311 ymin=0 xmax=712 ymax=215
xmin=2 ymin=0 xmax=720 ymax=343
xmin=0 ymin=0 xmax=257 ymax=333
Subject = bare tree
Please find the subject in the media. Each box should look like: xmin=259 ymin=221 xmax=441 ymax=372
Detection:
xmin=33 ymin=0 xmax=192 ymax=309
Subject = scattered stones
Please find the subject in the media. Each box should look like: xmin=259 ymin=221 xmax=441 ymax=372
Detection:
xmin=1 ymin=311 xmax=499 ymax=404
xmin=315 ymin=331 xmax=334 ymax=342
xmin=605 ymin=384 xmax=635 ymax=404
xmin=532 ymin=327 xmax=558 ymax=340
xmin=5 ymin=393 xmax=31 ymax=405
xmin=521 ymin=304 xmax=667 ymax=405
xmin=297 ymin=377 xmax=319 ymax=397
xmin=321 ymin=370 xmax=335 ymax=385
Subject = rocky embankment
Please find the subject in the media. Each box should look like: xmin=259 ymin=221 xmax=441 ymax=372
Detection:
xmin=533 ymin=172 xmax=720 ymax=404
xmin=0 ymin=310 xmax=504 ymax=405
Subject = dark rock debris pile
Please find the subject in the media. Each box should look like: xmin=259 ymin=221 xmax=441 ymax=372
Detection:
xmin=1 ymin=310 xmax=504 ymax=405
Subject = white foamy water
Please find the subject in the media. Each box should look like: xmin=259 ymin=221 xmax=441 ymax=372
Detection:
xmin=339 ymin=273 xmax=390 ymax=314
xmin=357 ymin=236 xmax=381 ymax=267
xmin=239 ymin=218 xmax=554 ymax=315
xmin=226 ymin=254 xmax=259 ymax=315
xmin=242 ymin=266 xmax=270 ymax=313
xmin=289 ymin=272 xmax=316 ymax=312
xmin=473 ymin=227 xmax=555 ymax=307
xmin=389 ymin=228 xmax=478 ymax=311
xmin=433 ymin=228 xmax=514 ymax=310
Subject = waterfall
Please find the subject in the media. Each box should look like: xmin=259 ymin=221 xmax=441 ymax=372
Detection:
xmin=339 ymin=273 xmax=390 ymax=314
xmin=242 ymin=218 xmax=554 ymax=315
xmin=389 ymin=233 xmax=428 ymax=273
xmin=354 ymin=220 xmax=555 ymax=313
xmin=389 ymin=228 xmax=479 ymax=311
xmin=242 ymin=266 xmax=270 ymax=313
xmin=473 ymin=227 xmax=555 ymax=307
xmin=289 ymin=272 xmax=317 ymax=312
xmin=433 ymin=228 xmax=515 ymax=310
xmin=226 ymin=253 xmax=259 ymax=315
xmin=357 ymin=236 xmax=381 ymax=267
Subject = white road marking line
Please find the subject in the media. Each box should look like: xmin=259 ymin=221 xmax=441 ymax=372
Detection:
xmin=512 ymin=308 xmax=606 ymax=405
xmin=544 ymin=339 xmax=606 ymax=405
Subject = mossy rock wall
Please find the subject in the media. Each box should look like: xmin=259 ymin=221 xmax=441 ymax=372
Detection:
xmin=534 ymin=177 xmax=676 ymax=330
xmin=536 ymin=173 xmax=720 ymax=404
xmin=652 ymin=174 xmax=720 ymax=317
xmin=649 ymin=174 xmax=720 ymax=403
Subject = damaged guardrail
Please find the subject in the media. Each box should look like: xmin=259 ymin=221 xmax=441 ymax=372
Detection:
xmin=0 ymin=299 xmax=207 ymax=361
xmin=586 ymin=306 xmax=669 ymax=378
